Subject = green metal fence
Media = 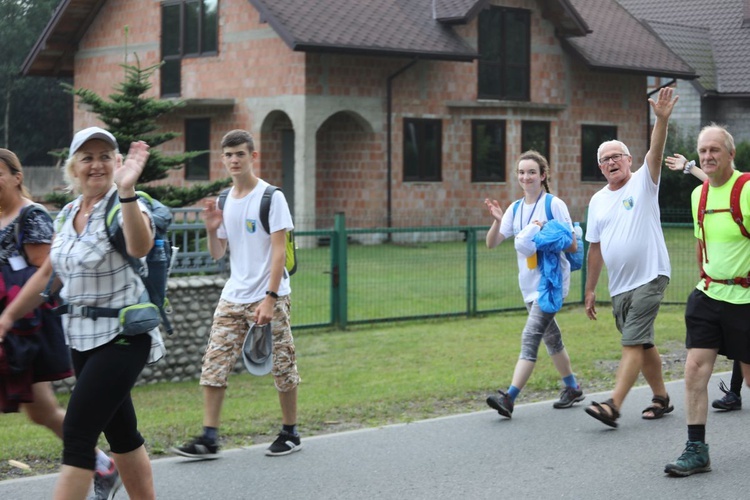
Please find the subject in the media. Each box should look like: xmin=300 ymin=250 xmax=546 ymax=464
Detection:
xmin=288 ymin=214 xmax=698 ymax=330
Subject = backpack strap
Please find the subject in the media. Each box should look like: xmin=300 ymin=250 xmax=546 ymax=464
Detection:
xmin=218 ymin=188 xmax=230 ymax=210
xmin=697 ymin=174 xmax=750 ymax=290
xmin=544 ymin=193 xmax=554 ymax=221
xmin=511 ymin=199 xmax=522 ymax=218
xmin=729 ymin=172 xmax=750 ymax=239
xmin=259 ymin=186 xmax=279 ymax=234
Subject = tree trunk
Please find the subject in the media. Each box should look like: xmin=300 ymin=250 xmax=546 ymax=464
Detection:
xmin=3 ymin=86 xmax=9 ymax=149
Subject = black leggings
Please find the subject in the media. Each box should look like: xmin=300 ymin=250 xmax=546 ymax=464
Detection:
xmin=63 ymin=334 xmax=150 ymax=470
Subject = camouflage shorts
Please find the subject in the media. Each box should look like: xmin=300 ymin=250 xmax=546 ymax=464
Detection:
xmin=200 ymin=296 xmax=300 ymax=392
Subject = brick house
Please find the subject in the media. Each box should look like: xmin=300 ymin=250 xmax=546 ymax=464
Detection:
xmin=619 ymin=0 xmax=750 ymax=144
xmin=23 ymin=0 xmax=692 ymax=230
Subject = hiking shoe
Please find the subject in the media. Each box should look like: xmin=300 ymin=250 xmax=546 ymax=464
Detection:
xmin=553 ymin=386 xmax=585 ymax=409
xmin=486 ymin=390 xmax=514 ymax=418
xmin=265 ymin=431 xmax=302 ymax=456
xmin=170 ymin=435 xmax=220 ymax=459
xmin=664 ymin=441 xmax=711 ymax=477
xmin=712 ymin=380 xmax=741 ymax=411
xmin=90 ymin=459 xmax=122 ymax=500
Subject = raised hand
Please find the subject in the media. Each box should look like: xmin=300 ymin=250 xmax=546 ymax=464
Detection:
xmin=665 ymin=153 xmax=688 ymax=172
xmin=202 ymin=198 xmax=224 ymax=232
xmin=114 ymin=141 xmax=150 ymax=190
xmin=648 ymin=86 xmax=679 ymax=120
xmin=484 ymin=198 xmax=504 ymax=222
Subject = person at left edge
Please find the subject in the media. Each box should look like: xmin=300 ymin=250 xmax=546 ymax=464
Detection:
xmin=0 ymin=127 xmax=165 ymax=500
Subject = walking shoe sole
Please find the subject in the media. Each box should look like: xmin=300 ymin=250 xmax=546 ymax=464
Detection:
xmin=664 ymin=463 xmax=711 ymax=477
xmin=711 ymin=402 xmax=741 ymax=411
xmin=486 ymin=397 xmax=512 ymax=418
xmin=107 ymin=477 xmax=123 ymax=500
xmin=553 ymin=394 xmax=585 ymax=409
xmin=169 ymin=447 xmax=220 ymax=460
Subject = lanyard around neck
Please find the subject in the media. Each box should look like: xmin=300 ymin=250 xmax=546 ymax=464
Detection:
xmin=519 ymin=190 xmax=544 ymax=227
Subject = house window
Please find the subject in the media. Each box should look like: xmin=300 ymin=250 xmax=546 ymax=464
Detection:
xmin=403 ymin=118 xmax=442 ymax=182
xmin=161 ymin=0 xmax=219 ymax=97
xmin=185 ymin=118 xmax=211 ymax=180
xmin=478 ymin=7 xmax=530 ymax=101
xmin=521 ymin=121 xmax=550 ymax=161
xmin=581 ymin=125 xmax=617 ymax=182
xmin=472 ymin=120 xmax=505 ymax=182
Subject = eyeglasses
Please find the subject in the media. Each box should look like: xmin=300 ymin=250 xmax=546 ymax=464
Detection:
xmin=598 ymin=153 xmax=629 ymax=165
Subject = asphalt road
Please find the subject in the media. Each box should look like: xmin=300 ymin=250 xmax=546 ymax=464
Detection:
xmin=0 ymin=373 xmax=746 ymax=500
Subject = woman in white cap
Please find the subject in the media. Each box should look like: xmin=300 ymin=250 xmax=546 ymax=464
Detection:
xmin=0 ymin=127 xmax=164 ymax=500
xmin=482 ymin=150 xmax=583 ymax=419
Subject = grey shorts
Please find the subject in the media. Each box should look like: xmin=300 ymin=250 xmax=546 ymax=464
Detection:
xmin=611 ymin=275 xmax=669 ymax=346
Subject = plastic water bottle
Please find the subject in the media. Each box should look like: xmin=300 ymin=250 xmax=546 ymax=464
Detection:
xmin=147 ymin=239 xmax=169 ymax=304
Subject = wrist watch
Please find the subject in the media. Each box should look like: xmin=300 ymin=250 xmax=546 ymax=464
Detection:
xmin=683 ymin=160 xmax=695 ymax=174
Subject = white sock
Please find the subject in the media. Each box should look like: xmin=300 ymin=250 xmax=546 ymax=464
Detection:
xmin=95 ymin=449 xmax=112 ymax=475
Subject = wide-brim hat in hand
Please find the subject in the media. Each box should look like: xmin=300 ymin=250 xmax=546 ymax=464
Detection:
xmin=242 ymin=323 xmax=273 ymax=376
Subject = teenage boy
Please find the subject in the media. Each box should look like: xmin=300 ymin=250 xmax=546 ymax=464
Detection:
xmin=172 ymin=129 xmax=301 ymax=458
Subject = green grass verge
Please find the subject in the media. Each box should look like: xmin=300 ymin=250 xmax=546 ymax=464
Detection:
xmin=0 ymin=303 xmax=716 ymax=479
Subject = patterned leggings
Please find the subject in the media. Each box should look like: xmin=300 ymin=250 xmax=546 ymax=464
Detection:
xmin=519 ymin=301 xmax=565 ymax=362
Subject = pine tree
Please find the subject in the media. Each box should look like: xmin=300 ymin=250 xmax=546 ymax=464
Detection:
xmin=50 ymin=55 xmax=230 ymax=207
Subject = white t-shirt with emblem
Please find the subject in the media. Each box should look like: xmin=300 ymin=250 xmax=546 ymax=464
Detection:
xmin=217 ymin=180 xmax=294 ymax=303
xmin=498 ymin=194 xmax=573 ymax=303
xmin=586 ymin=163 xmax=670 ymax=296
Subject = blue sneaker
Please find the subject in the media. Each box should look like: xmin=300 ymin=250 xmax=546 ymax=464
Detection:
xmin=664 ymin=441 xmax=711 ymax=477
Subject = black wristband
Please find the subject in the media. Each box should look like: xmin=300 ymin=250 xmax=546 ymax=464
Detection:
xmin=119 ymin=195 xmax=139 ymax=203
xmin=266 ymin=290 xmax=279 ymax=299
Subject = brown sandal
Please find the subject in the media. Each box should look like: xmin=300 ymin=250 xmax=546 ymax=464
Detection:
xmin=642 ymin=394 xmax=674 ymax=420
xmin=585 ymin=398 xmax=620 ymax=428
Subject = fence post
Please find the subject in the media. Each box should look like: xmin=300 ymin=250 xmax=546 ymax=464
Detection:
xmin=332 ymin=212 xmax=348 ymax=329
xmin=466 ymin=228 xmax=477 ymax=316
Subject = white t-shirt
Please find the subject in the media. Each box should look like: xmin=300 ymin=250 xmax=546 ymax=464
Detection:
xmin=217 ymin=180 xmax=294 ymax=303
xmin=586 ymin=163 xmax=670 ymax=296
xmin=498 ymin=194 xmax=573 ymax=303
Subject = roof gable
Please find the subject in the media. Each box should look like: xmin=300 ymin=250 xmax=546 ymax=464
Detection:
xmin=617 ymin=0 xmax=750 ymax=93
xmin=563 ymin=0 xmax=695 ymax=78
xmin=248 ymin=0 xmax=478 ymax=61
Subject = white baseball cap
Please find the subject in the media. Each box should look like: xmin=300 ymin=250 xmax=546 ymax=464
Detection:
xmin=68 ymin=127 xmax=118 ymax=158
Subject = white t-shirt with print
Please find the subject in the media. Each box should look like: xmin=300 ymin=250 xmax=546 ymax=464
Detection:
xmin=585 ymin=163 xmax=671 ymax=297
xmin=217 ymin=180 xmax=294 ymax=304
xmin=498 ymin=194 xmax=573 ymax=303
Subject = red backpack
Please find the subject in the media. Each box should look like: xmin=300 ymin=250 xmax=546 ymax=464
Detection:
xmin=696 ymin=172 xmax=750 ymax=289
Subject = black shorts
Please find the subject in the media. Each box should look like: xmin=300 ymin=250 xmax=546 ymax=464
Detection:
xmin=685 ymin=288 xmax=750 ymax=363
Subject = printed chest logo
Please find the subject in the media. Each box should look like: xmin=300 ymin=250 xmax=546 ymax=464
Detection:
xmin=246 ymin=219 xmax=257 ymax=234
xmin=622 ymin=197 xmax=634 ymax=210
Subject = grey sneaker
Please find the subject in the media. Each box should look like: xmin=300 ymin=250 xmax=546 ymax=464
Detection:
xmin=664 ymin=441 xmax=711 ymax=477
xmin=553 ymin=386 xmax=585 ymax=409
xmin=91 ymin=459 xmax=122 ymax=500
xmin=486 ymin=390 xmax=514 ymax=418
xmin=712 ymin=380 xmax=741 ymax=411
